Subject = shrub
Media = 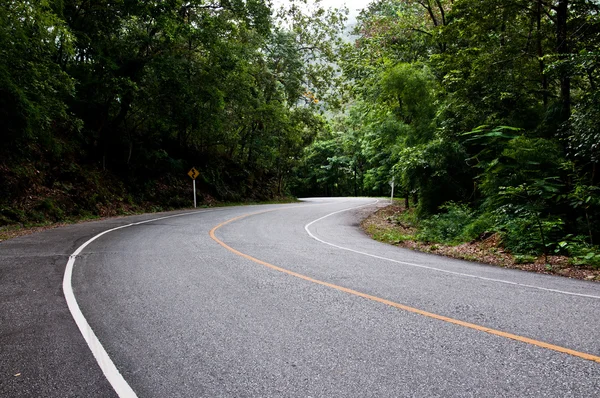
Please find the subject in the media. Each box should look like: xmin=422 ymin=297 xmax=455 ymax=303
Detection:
xmin=37 ymin=198 xmax=65 ymax=221
xmin=417 ymin=202 xmax=475 ymax=244
xmin=558 ymin=237 xmax=600 ymax=268
xmin=494 ymin=205 xmax=564 ymax=255
xmin=460 ymin=212 xmax=496 ymax=242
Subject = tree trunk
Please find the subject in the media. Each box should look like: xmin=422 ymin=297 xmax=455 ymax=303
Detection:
xmin=537 ymin=0 xmax=548 ymax=108
xmin=556 ymin=0 xmax=571 ymax=121
xmin=127 ymin=141 xmax=133 ymax=165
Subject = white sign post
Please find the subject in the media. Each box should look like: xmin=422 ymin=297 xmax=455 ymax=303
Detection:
xmin=193 ymin=179 xmax=196 ymax=208
xmin=389 ymin=176 xmax=395 ymax=204
xmin=187 ymin=167 xmax=200 ymax=208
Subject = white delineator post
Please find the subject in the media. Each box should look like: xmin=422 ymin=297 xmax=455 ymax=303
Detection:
xmin=193 ymin=179 xmax=197 ymax=208
xmin=389 ymin=176 xmax=395 ymax=204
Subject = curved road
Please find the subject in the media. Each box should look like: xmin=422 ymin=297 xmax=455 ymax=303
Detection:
xmin=1 ymin=198 xmax=600 ymax=397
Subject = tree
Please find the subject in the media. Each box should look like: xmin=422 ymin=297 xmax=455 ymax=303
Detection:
xmin=296 ymin=0 xmax=600 ymax=256
xmin=1 ymin=0 xmax=75 ymax=158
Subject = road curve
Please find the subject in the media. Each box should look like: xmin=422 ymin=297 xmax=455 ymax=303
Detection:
xmin=1 ymin=198 xmax=600 ymax=397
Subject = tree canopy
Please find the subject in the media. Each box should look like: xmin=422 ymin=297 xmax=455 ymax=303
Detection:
xmin=293 ymin=0 xmax=600 ymax=261
xmin=0 ymin=0 xmax=346 ymax=224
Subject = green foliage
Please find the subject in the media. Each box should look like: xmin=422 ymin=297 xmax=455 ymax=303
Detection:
xmin=514 ymin=254 xmax=537 ymax=264
xmin=389 ymin=207 xmax=419 ymax=229
xmin=417 ymin=202 xmax=476 ymax=244
xmin=37 ymin=198 xmax=65 ymax=221
xmin=494 ymin=206 xmax=565 ymax=255
xmin=555 ymin=237 xmax=600 ymax=269
xmin=415 ymin=202 xmax=496 ymax=245
xmin=294 ymin=0 xmax=600 ymax=266
xmin=1 ymin=0 xmax=350 ymax=224
xmin=572 ymin=249 xmax=600 ymax=269
xmin=0 ymin=0 xmax=76 ymax=156
xmin=565 ymin=92 xmax=600 ymax=166
xmin=367 ymin=227 xmax=414 ymax=245
xmin=478 ymin=136 xmax=565 ymax=202
xmin=380 ymin=63 xmax=437 ymax=139
xmin=461 ymin=212 xmax=496 ymax=242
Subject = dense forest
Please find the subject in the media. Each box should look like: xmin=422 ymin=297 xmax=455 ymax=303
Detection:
xmin=293 ymin=0 xmax=600 ymax=264
xmin=1 ymin=0 xmax=344 ymax=222
xmin=2 ymin=0 xmax=600 ymax=264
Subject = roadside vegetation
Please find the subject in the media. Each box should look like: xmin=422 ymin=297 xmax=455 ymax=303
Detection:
xmin=362 ymin=202 xmax=600 ymax=281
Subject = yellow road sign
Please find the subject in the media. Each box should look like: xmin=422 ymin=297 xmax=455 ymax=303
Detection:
xmin=188 ymin=167 xmax=200 ymax=180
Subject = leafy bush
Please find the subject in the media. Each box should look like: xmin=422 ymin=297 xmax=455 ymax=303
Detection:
xmin=572 ymin=250 xmax=600 ymax=269
xmin=461 ymin=212 xmax=496 ymax=241
xmin=494 ymin=205 xmax=565 ymax=255
xmin=37 ymin=198 xmax=65 ymax=221
xmin=557 ymin=237 xmax=600 ymax=268
xmin=417 ymin=202 xmax=476 ymax=244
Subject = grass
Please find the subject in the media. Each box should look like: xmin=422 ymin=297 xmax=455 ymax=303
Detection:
xmin=363 ymin=223 xmax=413 ymax=244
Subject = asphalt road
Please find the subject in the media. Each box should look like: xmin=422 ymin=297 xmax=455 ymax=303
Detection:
xmin=1 ymin=198 xmax=600 ymax=397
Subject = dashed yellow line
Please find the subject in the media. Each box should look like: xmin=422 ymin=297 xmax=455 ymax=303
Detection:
xmin=210 ymin=212 xmax=600 ymax=365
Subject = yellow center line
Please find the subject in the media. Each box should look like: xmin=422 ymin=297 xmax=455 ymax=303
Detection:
xmin=210 ymin=211 xmax=600 ymax=365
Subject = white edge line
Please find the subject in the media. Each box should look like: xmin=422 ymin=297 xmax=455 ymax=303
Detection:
xmin=62 ymin=209 xmax=226 ymax=398
xmin=304 ymin=200 xmax=600 ymax=300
